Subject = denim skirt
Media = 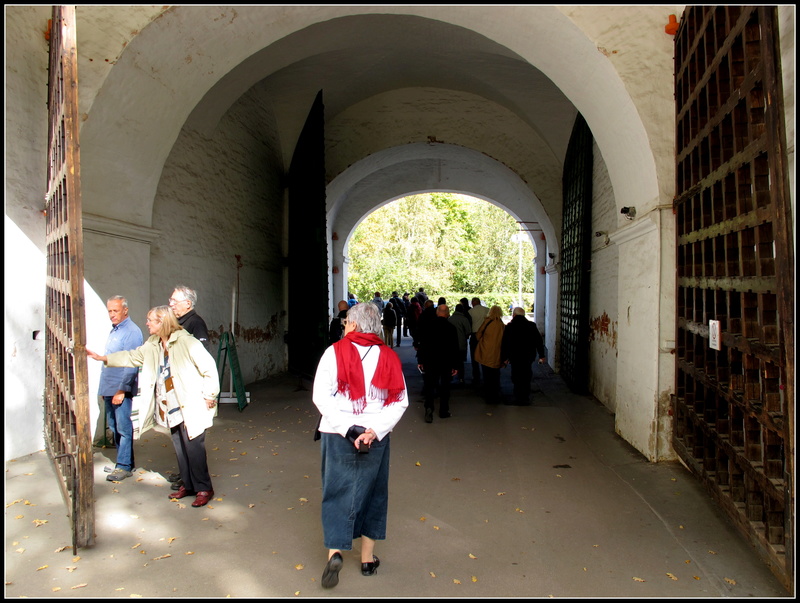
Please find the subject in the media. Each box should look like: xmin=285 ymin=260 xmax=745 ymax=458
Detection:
xmin=320 ymin=432 xmax=391 ymax=550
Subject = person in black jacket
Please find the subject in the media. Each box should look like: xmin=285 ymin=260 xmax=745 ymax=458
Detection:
xmin=500 ymin=307 xmax=546 ymax=405
xmin=169 ymin=285 xmax=211 ymax=352
xmin=329 ymin=300 xmax=349 ymax=344
xmin=389 ymin=292 xmax=406 ymax=346
xmin=416 ymin=304 xmax=460 ymax=422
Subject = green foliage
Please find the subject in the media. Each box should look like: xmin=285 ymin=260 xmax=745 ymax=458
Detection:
xmin=347 ymin=194 xmax=537 ymax=308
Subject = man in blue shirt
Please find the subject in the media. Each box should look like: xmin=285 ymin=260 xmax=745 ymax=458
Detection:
xmin=100 ymin=295 xmax=143 ymax=482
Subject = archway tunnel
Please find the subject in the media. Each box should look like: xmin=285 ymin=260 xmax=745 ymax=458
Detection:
xmin=5 ymin=6 xmax=794 ymax=589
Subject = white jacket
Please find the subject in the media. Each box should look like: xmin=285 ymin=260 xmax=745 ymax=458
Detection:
xmin=105 ymin=329 xmax=220 ymax=440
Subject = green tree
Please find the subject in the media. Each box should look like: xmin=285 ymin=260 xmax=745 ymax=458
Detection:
xmin=347 ymin=193 xmax=536 ymax=306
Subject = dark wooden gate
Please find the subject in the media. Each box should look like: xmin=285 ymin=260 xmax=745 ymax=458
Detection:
xmin=559 ymin=114 xmax=594 ymax=393
xmin=672 ymin=6 xmax=793 ymax=591
xmin=287 ymin=90 xmax=330 ymax=379
xmin=43 ymin=5 xmax=95 ymax=548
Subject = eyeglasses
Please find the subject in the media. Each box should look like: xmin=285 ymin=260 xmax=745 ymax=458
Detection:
xmin=168 ymin=298 xmax=188 ymax=305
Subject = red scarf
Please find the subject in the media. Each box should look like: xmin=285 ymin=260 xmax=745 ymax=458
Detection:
xmin=333 ymin=331 xmax=405 ymax=414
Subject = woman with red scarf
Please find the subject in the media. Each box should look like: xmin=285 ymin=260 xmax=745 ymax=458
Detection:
xmin=312 ymin=302 xmax=409 ymax=589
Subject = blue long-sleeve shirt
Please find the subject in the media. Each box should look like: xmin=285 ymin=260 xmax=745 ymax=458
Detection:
xmin=98 ymin=316 xmax=143 ymax=397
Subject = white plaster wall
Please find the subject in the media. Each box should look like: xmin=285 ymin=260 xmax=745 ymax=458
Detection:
xmin=588 ymin=143 xmax=619 ymax=412
xmin=5 ymin=7 xmax=55 ymax=460
xmin=149 ymin=80 xmax=287 ymax=383
xmin=610 ymin=218 xmax=662 ymax=460
xmin=326 ymin=88 xmax=566 ymax=236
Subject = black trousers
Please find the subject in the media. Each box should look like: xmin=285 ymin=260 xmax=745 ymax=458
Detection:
xmin=423 ymin=365 xmax=452 ymax=416
xmin=170 ymin=423 xmax=213 ymax=492
xmin=510 ymin=361 xmax=533 ymax=403
xmin=469 ymin=335 xmax=482 ymax=382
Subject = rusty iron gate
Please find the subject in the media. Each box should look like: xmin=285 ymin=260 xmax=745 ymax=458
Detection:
xmin=673 ymin=6 xmax=793 ymax=590
xmin=44 ymin=5 xmax=95 ymax=549
xmin=559 ymin=114 xmax=593 ymax=393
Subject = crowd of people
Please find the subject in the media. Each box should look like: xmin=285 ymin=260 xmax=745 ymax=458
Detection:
xmin=87 ymin=283 xmax=546 ymax=589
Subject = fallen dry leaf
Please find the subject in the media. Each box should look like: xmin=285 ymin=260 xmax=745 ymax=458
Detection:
xmin=54 ymin=546 xmax=69 ymax=553
xmin=185 ymin=551 xmax=195 ymax=555
xmin=51 ymin=587 xmax=61 ymax=592
xmin=633 ymin=577 xmax=645 ymax=582
xmin=471 ymin=576 xmax=478 ymax=582
xmin=71 ymin=583 xmax=88 ymax=589
xmin=453 ymin=578 xmax=461 ymax=584
xmin=415 ymin=461 xmax=421 ymax=466
xmin=153 ymin=554 xmax=171 ymax=560
xmin=131 ymin=543 xmax=141 ymax=549
xmin=295 ymin=564 xmax=304 ymax=570
xmin=724 ymin=577 xmax=736 ymax=585
xmin=468 ymin=553 xmax=477 ymax=559
xmin=36 ymin=565 xmax=48 ymax=571
xmin=666 ymin=573 xmax=678 ymax=580
xmin=429 ymin=571 xmax=436 ymax=578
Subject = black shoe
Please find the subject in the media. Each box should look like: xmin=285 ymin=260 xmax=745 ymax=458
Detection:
xmin=362 ymin=555 xmax=380 ymax=576
xmin=322 ymin=552 xmax=343 ymax=589
xmin=167 ymin=473 xmax=182 ymax=483
xmin=424 ymin=409 xmax=433 ymax=423
xmin=439 ymin=412 xmax=451 ymax=419
xmin=171 ymin=479 xmax=184 ymax=491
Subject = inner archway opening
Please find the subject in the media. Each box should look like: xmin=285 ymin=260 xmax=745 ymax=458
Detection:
xmin=345 ymin=192 xmax=540 ymax=315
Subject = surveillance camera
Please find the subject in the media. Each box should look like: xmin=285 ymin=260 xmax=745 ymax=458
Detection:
xmin=620 ymin=206 xmax=636 ymax=219
xmin=595 ymin=231 xmax=605 ymax=237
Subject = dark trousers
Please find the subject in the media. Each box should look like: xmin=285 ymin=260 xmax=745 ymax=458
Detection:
xmin=396 ymin=320 xmax=403 ymax=345
xmin=510 ymin=361 xmax=533 ymax=404
xmin=170 ymin=424 xmax=212 ymax=492
xmin=469 ymin=335 xmax=482 ymax=382
xmin=423 ymin=365 xmax=452 ymax=416
xmin=482 ymin=366 xmax=501 ymax=403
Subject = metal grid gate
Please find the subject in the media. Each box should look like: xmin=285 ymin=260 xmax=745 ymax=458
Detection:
xmin=672 ymin=6 xmax=793 ymax=590
xmin=44 ymin=5 xmax=95 ymax=548
xmin=559 ymin=114 xmax=593 ymax=393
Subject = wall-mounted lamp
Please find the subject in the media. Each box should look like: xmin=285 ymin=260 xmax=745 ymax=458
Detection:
xmin=332 ymin=232 xmax=339 ymax=241
xmin=332 ymin=266 xmax=339 ymax=274
xmin=620 ymin=206 xmax=636 ymax=220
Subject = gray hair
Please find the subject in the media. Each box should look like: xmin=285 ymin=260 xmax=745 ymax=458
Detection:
xmin=107 ymin=295 xmax=128 ymax=308
xmin=173 ymin=285 xmax=197 ymax=309
xmin=513 ymin=306 xmax=526 ymax=316
xmin=347 ymin=302 xmax=382 ymax=336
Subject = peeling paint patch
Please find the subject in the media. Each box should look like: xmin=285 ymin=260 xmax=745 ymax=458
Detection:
xmin=588 ymin=312 xmax=618 ymax=348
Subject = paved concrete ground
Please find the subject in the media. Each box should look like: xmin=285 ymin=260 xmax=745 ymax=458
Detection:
xmin=5 ymin=339 xmax=790 ymax=598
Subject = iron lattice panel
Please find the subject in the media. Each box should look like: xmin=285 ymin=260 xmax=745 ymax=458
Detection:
xmin=673 ymin=6 xmax=793 ymax=589
xmin=559 ymin=114 xmax=593 ymax=393
xmin=44 ymin=6 xmax=94 ymax=547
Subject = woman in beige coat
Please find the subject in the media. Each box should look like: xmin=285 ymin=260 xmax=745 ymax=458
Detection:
xmin=88 ymin=306 xmax=220 ymax=507
xmin=474 ymin=305 xmax=506 ymax=404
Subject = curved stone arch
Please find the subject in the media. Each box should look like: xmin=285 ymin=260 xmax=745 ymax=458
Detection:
xmin=326 ymin=142 xmax=554 ymax=332
xmin=79 ymin=6 xmax=659 ymax=229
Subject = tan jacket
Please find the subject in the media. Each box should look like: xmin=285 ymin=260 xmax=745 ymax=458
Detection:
xmin=105 ymin=329 xmax=219 ymax=440
xmin=474 ymin=316 xmax=505 ymax=368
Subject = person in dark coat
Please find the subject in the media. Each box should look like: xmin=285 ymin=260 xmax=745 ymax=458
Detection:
xmin=416 ymin=304 xmax=460 ymax=422
xmin=329 ymin=300 xmax=350 ymax=344
xmin=500 ymin=307 xmax=546 ymax=405
xmin=389 ymin=292 xmax=406 ymax=346
xmin=382 ymin=302 xmax=398 ymax=347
